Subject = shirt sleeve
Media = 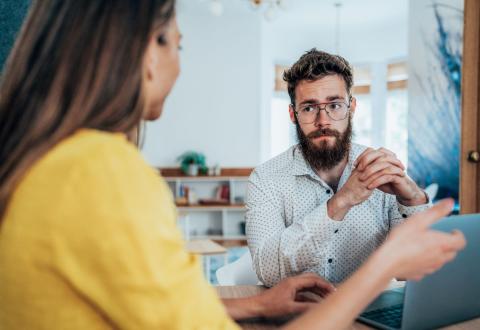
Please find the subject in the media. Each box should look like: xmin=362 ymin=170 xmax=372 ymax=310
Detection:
xmin=246 ymin=170 xmax=341 ymax=287
xmin=50 ymin=149 xmax=239 ymax=330
xmin=388 ymin=191 xmax=432 ymax=228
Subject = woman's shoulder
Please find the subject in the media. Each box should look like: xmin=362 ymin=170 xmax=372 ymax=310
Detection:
xmin=49 ymin=129 xmax=140 ymax=166
xmin=39 ymin=129 xmax=151 ymax=178
xmin=10 ymin=129 xmax=169 ymax=226
xmin=18 ymin=129 xmax=161 ymax=202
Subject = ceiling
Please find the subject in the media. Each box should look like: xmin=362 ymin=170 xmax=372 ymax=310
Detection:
xmin=179 ymin=0 xmax=408 ymax=29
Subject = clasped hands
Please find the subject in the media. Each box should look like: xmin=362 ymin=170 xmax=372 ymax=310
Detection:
xmin=328 ymin=147 xmax=427 ymax=221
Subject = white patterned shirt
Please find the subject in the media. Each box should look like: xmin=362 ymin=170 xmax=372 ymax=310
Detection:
xmin=246 ymin=143 xmax=430 ymax=287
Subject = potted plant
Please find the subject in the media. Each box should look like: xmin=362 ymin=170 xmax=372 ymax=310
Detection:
xmin=177 ymin=151 xmax=207 ymax=176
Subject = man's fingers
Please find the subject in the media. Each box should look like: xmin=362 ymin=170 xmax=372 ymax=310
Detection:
xmin=355 ymin=150 xmax=385 ymax=170
xmin=354 ymin=148 xmax=374 ymax=167
xmin=359 ymin=156 xmax=405 ymax=180
xmin=359 ymin=162 xmax=391 ymax=181
xmin=378 ymin=147 xmax=396 ymax=156
xmin=355 ymin=148 xmax=401 ymax=171
xmin=366 ymin=174 xmax=398 ymax=190
xmin=362 ymin=164 xmax=405 ymax=184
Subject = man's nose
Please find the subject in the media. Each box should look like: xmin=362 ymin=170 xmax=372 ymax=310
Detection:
xmin=314 ymin=109 xmax=331 ymax=127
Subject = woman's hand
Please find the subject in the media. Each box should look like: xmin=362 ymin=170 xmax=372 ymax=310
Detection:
xmin=255 ymin=273 xmax=335 ymax=317
xmin=222 ymin=273 xmax=335 ymax=320
xmin=283 ymin=199 xmax=466 ymax=330
xmin=378 ymin=198 xmax=466 ymax=281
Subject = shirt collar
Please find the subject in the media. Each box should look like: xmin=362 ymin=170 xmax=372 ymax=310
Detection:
xmin=291 ymin=143 xmax=367 ymax=183
xmin=291 ymin=145 xmax=317 ymax=178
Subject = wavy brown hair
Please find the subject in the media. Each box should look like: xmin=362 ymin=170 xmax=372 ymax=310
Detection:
xmin=0 ymin=0 xmax=175 ymax=221
xmin=283 ymin=48 xmax=354 ymax=105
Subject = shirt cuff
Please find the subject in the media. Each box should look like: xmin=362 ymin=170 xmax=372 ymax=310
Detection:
xmin=302 ymin=201 xmax=342 ymax=240
xmin=396 ymin=193 xmax=431 ymax=219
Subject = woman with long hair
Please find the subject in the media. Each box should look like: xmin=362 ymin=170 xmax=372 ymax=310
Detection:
xmin=0 ymin=1 xmax=465 ymax=329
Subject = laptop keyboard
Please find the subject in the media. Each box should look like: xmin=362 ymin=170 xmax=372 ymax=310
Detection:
xmin=361 ymin=304 xmax=403 ymax=329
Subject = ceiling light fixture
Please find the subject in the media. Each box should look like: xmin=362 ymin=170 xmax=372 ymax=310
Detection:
xmin=209 ymin=0 xmax=223 ymax=16
xmin=208 ymin=0 xmax=287 ymax=21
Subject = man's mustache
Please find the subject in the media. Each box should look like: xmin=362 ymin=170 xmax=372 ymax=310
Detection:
xmin=307 ymin=128 xmax=341 ymax=139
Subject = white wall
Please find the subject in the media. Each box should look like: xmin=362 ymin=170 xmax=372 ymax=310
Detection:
xmin=142 ymin=3 xmax=263 ymax=167
xmin=264 ymin=0 xmax=408 ymax=65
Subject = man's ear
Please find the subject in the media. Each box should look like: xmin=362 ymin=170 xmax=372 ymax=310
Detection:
xmin=289 ymin=104 xmax=297 ymax=124
xmin=349 ymin=96 xmax=357 ymax=117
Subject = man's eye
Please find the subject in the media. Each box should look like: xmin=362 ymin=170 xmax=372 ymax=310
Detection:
xmin=328 ymin=103 xmax=342 ymax=110
xmin=303 ymin=105 xmax=316 ymax=113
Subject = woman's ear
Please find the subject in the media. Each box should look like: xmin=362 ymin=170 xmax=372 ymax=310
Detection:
xmin=144 ymin=40 xmax=159 ymax=82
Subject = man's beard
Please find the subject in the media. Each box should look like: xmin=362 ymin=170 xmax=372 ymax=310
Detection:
xmin=296 ymin=117 xmax=353 ymax=171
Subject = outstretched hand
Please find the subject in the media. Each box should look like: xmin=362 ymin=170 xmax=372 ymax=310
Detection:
xmin=380 ymin=198 xmax=466 ymax=280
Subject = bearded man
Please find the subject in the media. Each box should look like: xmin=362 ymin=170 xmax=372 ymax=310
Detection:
xmin=245 ymin=49 xmax=430 ymax=287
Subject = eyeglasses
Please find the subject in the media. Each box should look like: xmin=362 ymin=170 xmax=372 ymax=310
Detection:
xmin=293 ymin=99 xmax=351 ymax=123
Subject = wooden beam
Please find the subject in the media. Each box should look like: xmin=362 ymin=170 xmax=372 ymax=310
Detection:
xmin=460 ymin=0 xmax=480 ymax=214
xmin=352 ymin=85 xmax=371 ymax=95
xmin=387 ymin=79 xmax=407 ymax=91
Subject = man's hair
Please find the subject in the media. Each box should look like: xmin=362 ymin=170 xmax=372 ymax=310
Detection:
xmin=283 ymin=48 xmax=354 ymax=105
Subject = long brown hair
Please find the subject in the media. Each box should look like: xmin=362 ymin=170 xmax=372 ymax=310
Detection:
xmin=0 ymin=0 xmax=175 ymax=221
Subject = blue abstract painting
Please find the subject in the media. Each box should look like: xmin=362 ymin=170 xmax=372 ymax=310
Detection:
xmin=408 ymin=0 xmax=463 ymax=202
xmin=0 ymin=0 xmax=30 ymax=71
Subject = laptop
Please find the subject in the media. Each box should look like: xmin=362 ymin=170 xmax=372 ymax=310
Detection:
xmin=358 ymin=213 xmax=480 ymax=330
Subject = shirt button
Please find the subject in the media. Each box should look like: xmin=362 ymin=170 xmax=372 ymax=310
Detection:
xmin=402 ymin=214 xmax=408 ymax=218
xmin=334 ymin=229 xmax=339 ymax=234
xmin=326 ymin=189 xmax=331 ymax=194
xmin=328 ymin=258 xmax=333 ymax=263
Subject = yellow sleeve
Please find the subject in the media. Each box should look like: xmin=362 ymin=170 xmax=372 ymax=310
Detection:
xmin=49 ymin=142 xmax=239 ymax=330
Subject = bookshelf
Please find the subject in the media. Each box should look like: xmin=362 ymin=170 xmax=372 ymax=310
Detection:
xmin=160 ymin=168 xmax=252 ymax=246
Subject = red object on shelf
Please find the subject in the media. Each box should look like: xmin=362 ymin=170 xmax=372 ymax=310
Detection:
xmin=198 ymin=198 xmax=230 ymax=205
xmin=215 ymin=184 xmax=230 ymax=200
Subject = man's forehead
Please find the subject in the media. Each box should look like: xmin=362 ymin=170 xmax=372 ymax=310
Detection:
xmin=295 ymin=76 xmax=348 ymax=102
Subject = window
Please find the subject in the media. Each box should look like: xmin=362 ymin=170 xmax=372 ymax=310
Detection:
xmin=352 ymin=94 xmax=373 ymax=147
xmin=270 ymin=94 xmax=296 ymax=158
xmin=385 ymin=89 xmax=408 ymax=166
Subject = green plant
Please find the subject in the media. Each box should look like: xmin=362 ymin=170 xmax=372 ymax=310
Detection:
xmin=177 ymin=151 xmax=207 ymax=175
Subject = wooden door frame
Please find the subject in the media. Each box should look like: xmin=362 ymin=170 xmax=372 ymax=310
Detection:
xmin=460 ymin=0 xmax=480 ymax=214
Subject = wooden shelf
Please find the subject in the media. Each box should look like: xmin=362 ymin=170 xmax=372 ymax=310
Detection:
xmin=159 ymin=167 xmax=253 ymax=178
xmin=187 ymin=236 xmax=247 ymax=248
xmin=186 ymin=239 xmax=227 ymax=255
xmin=177 ymin=204 xmax=245 ymax=211
xmin=213 ymin=239 xmax=248 ymax=247
xmin=191 ymin=235 xmax=247 ymax=241
xmin=164 ymin=176 xmax=249 ymax=182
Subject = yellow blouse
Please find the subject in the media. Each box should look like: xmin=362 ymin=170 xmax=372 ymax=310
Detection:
xmin=0 ymin=129 xmax=238 ymax=330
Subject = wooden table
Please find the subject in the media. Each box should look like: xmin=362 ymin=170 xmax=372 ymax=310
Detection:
xmin=186 ymin=239 xmax=227 ymax=255
xmin=216 ymin=285 xmax=480 ymax=329
xmin=186 ymin=239 xmax=227 ymax=282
